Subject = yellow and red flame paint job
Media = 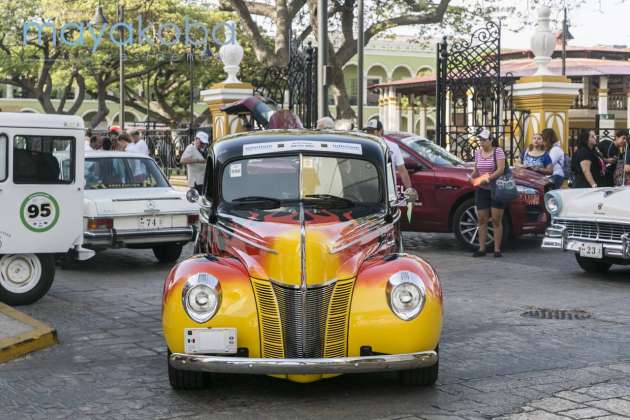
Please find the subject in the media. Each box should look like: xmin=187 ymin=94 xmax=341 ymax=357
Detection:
xmin=162 ymin=208 xmax=443 ymax=383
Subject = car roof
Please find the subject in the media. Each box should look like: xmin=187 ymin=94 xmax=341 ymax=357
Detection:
xmin=0 ymin=113 xmax=84 ymax=130
xmin=85 ymin=151 xmax=152 ymax=159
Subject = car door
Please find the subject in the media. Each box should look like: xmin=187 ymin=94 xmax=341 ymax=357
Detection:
xmin=0 ymin=127 xmax=84 ymax=254
xmin=397 ymin=147 xmax=438 ymax=232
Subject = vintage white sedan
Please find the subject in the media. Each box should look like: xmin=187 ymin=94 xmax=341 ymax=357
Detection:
xmin=542 ymin=187 xmax=630 ymax=273
xmin=83 ymin=152 xmax=199 ymax=262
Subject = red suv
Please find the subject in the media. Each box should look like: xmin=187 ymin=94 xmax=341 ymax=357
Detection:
xmin=385 ymin=132 xmax=550 ymax=250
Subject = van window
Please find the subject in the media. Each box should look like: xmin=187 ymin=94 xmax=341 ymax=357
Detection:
xmin=13 ymin=135 xmax=75 ymax=184
xmin=0 ymin=134 xmax=7 ymax=182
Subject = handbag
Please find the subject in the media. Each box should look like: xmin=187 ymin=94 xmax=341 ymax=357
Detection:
xmin=491 ymin=148 xmax=519 ymax=202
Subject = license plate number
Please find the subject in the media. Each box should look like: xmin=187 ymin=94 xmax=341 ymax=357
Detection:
xmin=184 ymin=328 xmax=237 ymax=354
xmin=579 ymin=242 xmax=603 ymax=259
xmin=138 ymin=216 xmax=166 ymax=229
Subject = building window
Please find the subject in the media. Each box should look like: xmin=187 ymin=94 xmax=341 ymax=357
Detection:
xmin=13 ymin=135 xmax=75 ymax=184
xmin=367 ymin=78 xmax=380 ymax=106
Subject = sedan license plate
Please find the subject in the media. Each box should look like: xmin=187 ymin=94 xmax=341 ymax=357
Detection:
xmin=184 ymin=328 xmax=237 ymax=354
xmin=138 ymin=216 xmax=166 ymax=229
xmin=579 ymin=242 xmax=603 ymax=259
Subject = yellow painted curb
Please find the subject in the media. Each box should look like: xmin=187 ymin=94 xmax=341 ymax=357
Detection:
xmin=0 ymin=303 xmax=57 ymax=364
xmin=169 ymin=176 xmax=188 ymax=188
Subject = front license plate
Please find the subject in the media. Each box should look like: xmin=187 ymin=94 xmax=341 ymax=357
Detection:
xmin=579 ymin=242 xmax=603 ymax=259
xmin=184 ymin=328 xmax=237 ymax=354
xmin=137 ymin=216 xmax=167 ymax=229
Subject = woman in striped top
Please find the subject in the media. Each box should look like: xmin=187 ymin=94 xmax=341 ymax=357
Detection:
xmin=470 ymin=129 xmax=507 ymax=258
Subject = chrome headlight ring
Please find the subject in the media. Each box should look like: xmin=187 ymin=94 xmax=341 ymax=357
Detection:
xmin=544 ymin=191 xmax=562 ymax=216
xmin=386 ymin=271 xmax=426 ymax=321
xmin=182 ymin=272 xmax=221 ymax=323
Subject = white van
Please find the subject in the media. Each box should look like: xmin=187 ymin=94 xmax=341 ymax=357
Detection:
xmin=0 ymin=113 xmax=93 ymax=305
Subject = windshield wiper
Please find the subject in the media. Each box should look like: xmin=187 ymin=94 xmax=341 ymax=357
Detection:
xmin=230 ymin=196 xmax=283 ymax=209
xmin=304 ymin=194 xmax=355 ymax=208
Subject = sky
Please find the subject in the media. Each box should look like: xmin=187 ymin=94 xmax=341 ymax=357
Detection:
xmin=501 ymin=0 xmax=630 ymax=48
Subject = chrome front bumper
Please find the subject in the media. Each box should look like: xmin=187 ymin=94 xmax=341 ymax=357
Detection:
xmin=169 ymin=351 xmax=438 ymax=375
xmin=84 ymin=226 xmax=195 ymax=246
xmin=542 ymin=224 xmax=630 ymax=259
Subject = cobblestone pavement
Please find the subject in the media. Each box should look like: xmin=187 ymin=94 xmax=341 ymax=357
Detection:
xmin=1 ymin=233 xmax=630 ymax=419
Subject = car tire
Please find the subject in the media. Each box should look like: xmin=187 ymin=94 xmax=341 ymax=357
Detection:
xmin=153 ymin=244 xmax=183 ymax=263
xmin=0 ymin=254 xmax=55 ymax=306
xmin=453 ymin=198 xmax=510 ymax=251
xmin=575 ymin=255 xmax=611 ymax=274
xmin=398 ymin=348 xmax=439 ymax=386
xmin=167 ymin=351 xmax=211 ymax=390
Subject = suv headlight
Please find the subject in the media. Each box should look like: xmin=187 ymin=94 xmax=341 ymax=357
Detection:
xmin=544 ymin=192 xmax=562 ymax=216
xmin=386 ymin=271 xmax=426 ymax=321
xmin=182 ymin=273 xmax=221 ymax=323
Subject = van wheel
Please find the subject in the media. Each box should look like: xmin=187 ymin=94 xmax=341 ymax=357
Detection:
xmin=167 ymin=351 xmax=211 ymax=390
xmin=575 ymin=255 xmax=611 ymax=273
xmin=453 ymin=198 xmax=510 ymax=251
xmin=153 ymin=244 xmax=183 ymax=263
xmin=398 ymin=348 xmax=439 ymax=386
xmin=0 ymin=254 xmax=55 ymax=305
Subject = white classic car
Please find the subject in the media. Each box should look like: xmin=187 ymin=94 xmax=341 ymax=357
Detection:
xmin=542 ymin=187 xmax=630 ymax=273
xmin=83 ymin=151 xmax=199 ymax=262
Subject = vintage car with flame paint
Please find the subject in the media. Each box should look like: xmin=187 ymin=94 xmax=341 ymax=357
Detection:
xmin=162 ymin=130 xmax=443 ymax=388
xmin=542 ymin=187 xmax=630 ymax=273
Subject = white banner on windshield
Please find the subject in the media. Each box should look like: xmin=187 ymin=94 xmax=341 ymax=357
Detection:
xmin=243 ymin=140 xmax=362 ymax=156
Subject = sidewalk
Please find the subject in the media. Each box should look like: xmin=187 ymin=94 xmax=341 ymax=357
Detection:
xmin=0 ymin=303 xmax=57 ymax=363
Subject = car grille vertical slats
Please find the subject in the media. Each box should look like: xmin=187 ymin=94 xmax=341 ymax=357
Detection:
xmin=252 ymin=279 xmax=355 ymax=359
xmin=557 ymin=219 xmax=630 ymax=243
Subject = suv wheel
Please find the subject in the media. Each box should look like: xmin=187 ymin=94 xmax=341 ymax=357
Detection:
xmin=453 ymin=198 xmax=510 ymax=251
xmin=575 ymin=255 xmax=611 ymax=273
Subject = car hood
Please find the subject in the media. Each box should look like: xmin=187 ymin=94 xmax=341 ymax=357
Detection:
xmin=84 ymin=187 xmax=199 ymax=216
xmin=554 ymin=187 xmax=630 ymax=220
xmin=215 ymin=208 xmax=391 ymax=287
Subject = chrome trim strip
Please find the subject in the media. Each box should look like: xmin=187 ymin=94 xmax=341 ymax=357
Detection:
xmin=111 ymin=197 xmax=182 ymax=202
xmin=554 ymin=217 xmax=630 ymax=227
xmin=170 ymin=351 xmax=438 ymax=374
xmin=329 ymin=213 xmax=399 ymax=254
xmin=214 ymin=223 xmax=278 ymax=255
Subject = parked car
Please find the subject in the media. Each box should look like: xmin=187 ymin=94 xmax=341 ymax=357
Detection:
xmin=542 ymin=187 xmax=630 ymax=273
xmin=163 ymin=130 xmax=443 ymax=389
xmin=0 ymin=113 xmax=94 ymax=305
xmin=83 ymin=151 xmax=199 ymax=263
xmin=384 ymin=132 xmax=551 ymax=250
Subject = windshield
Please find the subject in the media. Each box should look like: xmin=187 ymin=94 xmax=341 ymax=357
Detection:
xmin=402 ymin=137 xmax=465 ymax=167
xmin=221 ymin=155 xmax=382 ymax=208
xmin=85 ymin=157 xmax=169 ymax=189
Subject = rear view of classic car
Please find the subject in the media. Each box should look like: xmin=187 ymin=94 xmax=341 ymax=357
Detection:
xmin=83 ymin=152 xmax=199 ymax=263
xmin=542 ymin=187 xmax=630 ymax=273
xmin=162 ymin=131 xmax=443 ymax=388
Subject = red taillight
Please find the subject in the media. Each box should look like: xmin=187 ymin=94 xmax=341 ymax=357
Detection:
xmin=87 ymin=218 xmax=113 ymax=230
xmin=187 ymin=214 xmax=199 ymax=225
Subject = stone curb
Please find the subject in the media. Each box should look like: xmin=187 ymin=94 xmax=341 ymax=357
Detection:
xmin=0 ymin=302 xmax=57 ymax=364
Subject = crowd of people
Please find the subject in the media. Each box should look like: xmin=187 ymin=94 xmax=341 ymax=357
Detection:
xmin=84 ymin=126 xmax=150 ymax=155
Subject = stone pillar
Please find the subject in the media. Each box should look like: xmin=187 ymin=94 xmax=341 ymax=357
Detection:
xmin=598 ymin=76 xmax=609 ymax=115
xmin=582 ymin=76 xmax=590 ymax=108
xmin=626 ymin=87 xmax=630 ymax=128
xmin=6 ymin=84 xmax=13 ymax=99
xmin=200 ymin=21 xmax=253 ymax=141
xmin=407 ymin=94 xmax=415 ymax=134
xmin=378 ymin=89 xmax=386 ymax=124
xmin=466 ymin=88 xmax=474 ymax=127
xmin=512 ymin=7 xmax=581 ymax=152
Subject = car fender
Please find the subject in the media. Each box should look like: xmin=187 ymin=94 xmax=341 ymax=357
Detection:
xmin=348 ymin=253 xmax=443 ymax=356
xmin=161 ymin=255 xmax=261 ymax=356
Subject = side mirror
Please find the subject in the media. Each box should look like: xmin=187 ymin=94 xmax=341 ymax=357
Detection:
xmin=186 ymin=188 xmax=200 ymax=203
xmin=405 ymin=160 xmax=423 ymax=173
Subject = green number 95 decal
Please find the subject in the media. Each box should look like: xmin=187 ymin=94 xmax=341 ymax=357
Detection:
xmin=20 ymin=192 xmax=60 ymax=233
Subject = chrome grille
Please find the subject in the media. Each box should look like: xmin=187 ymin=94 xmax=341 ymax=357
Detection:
xmin=324 ymin=279 xmax=355 ymax=358
xmin=557 ymin=219 xmax=630 ymax=243
xmin=273 ymin=283 xmax=334 ymax=358
xmin=252 ymin=280 xmax=285 ymax=358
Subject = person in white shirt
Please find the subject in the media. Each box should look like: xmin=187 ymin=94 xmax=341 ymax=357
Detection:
xmin=542 ymin=128 xmax=566 ymax=189
xmin=180 ymin=131 xmax=209 ymax=191
xmin=126 ymin=130 xmax=149 ymax=155
xmin=365 ymin=119 xmax=418 ymax=202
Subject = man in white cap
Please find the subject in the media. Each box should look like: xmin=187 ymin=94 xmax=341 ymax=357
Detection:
xmin=180 ymin=131 xmax=209 ymax=192
xmin=365 ymin=119 xmax=417 ymax=202
xmin=316 ymin=116 xmax=335 ymax=130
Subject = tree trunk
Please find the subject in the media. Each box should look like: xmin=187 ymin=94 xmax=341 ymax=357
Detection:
xmin=329 ymin=60 xmax=355 ymax=120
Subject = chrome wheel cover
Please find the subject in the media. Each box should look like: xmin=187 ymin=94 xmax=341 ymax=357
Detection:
xmin=458 ymin=206 xmax=495 ymax=247
xmin=0 ymin=254 xmax=42 ymax=294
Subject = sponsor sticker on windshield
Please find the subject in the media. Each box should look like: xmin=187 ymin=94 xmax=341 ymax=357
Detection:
xmin=230 ymin=163 xmax=242 ymax=177
xmin=243 ymin=141 xmax=362 ymax=156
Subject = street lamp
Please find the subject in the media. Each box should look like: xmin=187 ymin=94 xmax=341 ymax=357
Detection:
xmin=90 ymin=1 xmax=108 ymax=26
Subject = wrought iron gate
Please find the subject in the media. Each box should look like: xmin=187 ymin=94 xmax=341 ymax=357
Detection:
xmin=436 ymin=22 xmax=528 ymax=164
xmin=253 ymin=41 xmax=318 ymax=128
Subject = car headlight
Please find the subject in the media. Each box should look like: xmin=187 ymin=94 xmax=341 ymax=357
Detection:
xmin=544 ymin=192 xmax=562 ymax=216
xmin=182 ymin=273 xmax=221 ymax=323
xmin=386 ymin=271 xmax=426 ymax=321
xmin=516 ymin=185 xmax=537 ymax=195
